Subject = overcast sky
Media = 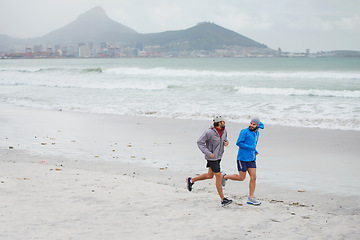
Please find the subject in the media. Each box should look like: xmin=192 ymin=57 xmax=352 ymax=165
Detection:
xmin=1 ymin=0 xmax=359 ymax=52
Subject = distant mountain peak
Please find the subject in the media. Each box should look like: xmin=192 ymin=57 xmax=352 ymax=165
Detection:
xmin=196 ymin=21 xmax=215 ymax=26
xmin=34 ymin=6 xmax=137 ymax=44
xmin=78 ymin=6 xmax=107 ymax=19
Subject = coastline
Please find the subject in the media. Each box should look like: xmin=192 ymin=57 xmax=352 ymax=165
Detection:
xmin=1 ymin=103 xmax=360 ymax=239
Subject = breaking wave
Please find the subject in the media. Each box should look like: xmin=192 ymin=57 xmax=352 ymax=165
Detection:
xmin=104 ymin=67 xmax=360 ymax=80
xmin=235 ymin=86 xmax=360 ymax=98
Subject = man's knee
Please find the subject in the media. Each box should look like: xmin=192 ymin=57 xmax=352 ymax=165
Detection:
xmin=214 ymin=172 xmax=222 ymax=179
xmin=250 ymin=174 xmax=257 ymax=181
xmin=238 ymin=175 xmax=246 ymax=181
xmin=207 ymin=173 xmax=215 ymax=179
xmin=238 ymin=172 xmax=246 ymax=181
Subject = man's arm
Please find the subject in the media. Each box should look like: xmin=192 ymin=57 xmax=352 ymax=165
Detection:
xmin=197 ymin=130 xmax=213 ymax=158
xmin=236 ymin=130 xmax=256 ymax=151
xmin=223 ymin=130 xmax=229 ymax=147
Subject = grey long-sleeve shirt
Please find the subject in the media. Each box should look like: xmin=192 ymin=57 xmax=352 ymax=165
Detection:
xmin=197 ymin=126 xmax=228 ymax=161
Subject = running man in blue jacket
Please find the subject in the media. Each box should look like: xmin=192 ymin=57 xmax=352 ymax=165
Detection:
xmin=222 ymin=118 xmax=264 ymax=205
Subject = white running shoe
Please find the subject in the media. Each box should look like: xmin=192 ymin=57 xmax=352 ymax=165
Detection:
xmin=221 ymin=172 xmax=227 ymax=187
xmin=247 ymin=197 xmax=261 ymax=205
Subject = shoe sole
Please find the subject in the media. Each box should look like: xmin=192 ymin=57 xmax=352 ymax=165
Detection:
xmin=247 ymin=201 xmax=261 ymax=205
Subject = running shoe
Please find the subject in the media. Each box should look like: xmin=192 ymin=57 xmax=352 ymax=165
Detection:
xmin=221 ymin=172 xmax=227 ymax=187
xmin=247 ymin=197 xmax=261 ymax=205
xmin=186 ymin=177 xmax=194 ymax=191
xmin=221 ymin=197 xmax=233 ymax=207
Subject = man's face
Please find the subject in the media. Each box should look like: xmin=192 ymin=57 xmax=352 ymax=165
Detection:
xmin=219 ymin=121 xmax=225 ymax=128
xmin=249 ymin=122 xmax=258 ymax=131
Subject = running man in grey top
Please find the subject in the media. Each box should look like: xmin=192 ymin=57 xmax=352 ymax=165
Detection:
xmin=187 ymin=116 xmax=232 ymax=207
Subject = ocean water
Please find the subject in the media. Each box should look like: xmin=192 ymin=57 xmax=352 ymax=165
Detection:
xmin=1 ymin=57 xmax=360 ymax=131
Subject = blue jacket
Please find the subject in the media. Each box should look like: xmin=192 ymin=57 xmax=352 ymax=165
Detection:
xmin=236 ymin=122 xmax=264 ymax=162
xmin=197 ymin=126 xmax=228 ymax=161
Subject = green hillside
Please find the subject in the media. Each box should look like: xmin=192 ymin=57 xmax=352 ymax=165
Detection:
xmin=139 ymin=22 xmax=267 ymax=51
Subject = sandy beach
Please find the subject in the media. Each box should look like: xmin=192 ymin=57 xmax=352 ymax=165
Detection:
xmin=1 ymin=103 xmax=359 ymax=239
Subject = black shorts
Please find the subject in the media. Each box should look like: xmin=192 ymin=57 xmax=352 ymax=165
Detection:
xmin=206 ymin=160 xmax=221 ymax=173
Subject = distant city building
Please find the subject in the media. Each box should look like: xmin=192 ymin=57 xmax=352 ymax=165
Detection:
xmin=79 ymin=45 xmax=90 ymax=58
xmin=33 ymin=45 xmax=43 ymax=54
xmin=88 ymin=42 xmax=93 ymax=50
xmin=54 ymin=45 xmax=60 ymax=52
xmin=100 ymin=42 xmax=107 ymax=49
xmin=1 ymin=40 xmax=356 ymax=59
xmin=25 ymin=47 xmax=32 ymax=58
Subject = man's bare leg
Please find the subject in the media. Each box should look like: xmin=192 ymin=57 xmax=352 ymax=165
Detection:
xmin=192 ymin=168 xmax=214 ymax=182
xmin=247 ymin=168 xmax=257 ymax=198
xmin=224 ymin=171 xmax=246 ymax=181
xmin=214 ymin=172 xmax=224 ymax=200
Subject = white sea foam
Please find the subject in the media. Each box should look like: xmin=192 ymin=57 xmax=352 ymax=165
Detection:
xmin=235 ymin=86 xmax=360 ymax=98
xmin=2 ymin=65 xmax=360 ymax=80
xmin=1 ymin=58 xmax=359 ymax=131
xmin=104 ymin=67 xmax=360 ymax=79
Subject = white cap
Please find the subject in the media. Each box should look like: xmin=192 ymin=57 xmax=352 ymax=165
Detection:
xmin=213 ymin=116 xmax=225 ymax=123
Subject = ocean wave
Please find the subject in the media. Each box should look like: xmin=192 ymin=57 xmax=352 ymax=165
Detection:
xmin=37 ymin=67 xmax=66 ymax=72
xmin=79 ymin=68 xmax=103 ymax=73
xmin=235 ymin=86 xmax=360 ymax=98
xmin=103 ymin=67 xmax=360 ymax=79
xmin=104 ymin=67 xmax=224 ymax=77
xmin=1 ymin=79 xmax=358 ymax=97
xmin=0 ymin=80 xmax=169 ymax=91
xmin=0 ymin=67 xmax=103 ymax=73
xmin=3 ymin=96 xmax=358 ymax=131
xmin=2 ymin=66 xmax=360 ymax=80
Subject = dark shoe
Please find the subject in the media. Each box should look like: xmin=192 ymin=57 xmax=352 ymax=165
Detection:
xmin=186 ymin=177 xmax=194 ymax=191
xmin=221 ymin=197 xmax=233 ymax=207
xmin=221 ymin=172 xmax=227 ymax=187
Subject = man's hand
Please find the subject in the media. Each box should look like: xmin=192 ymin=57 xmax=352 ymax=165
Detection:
xmin=224 ymin=141 xmax=228 ymax=147
xmin=209 ymin=153 xmax=214 ymax=158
